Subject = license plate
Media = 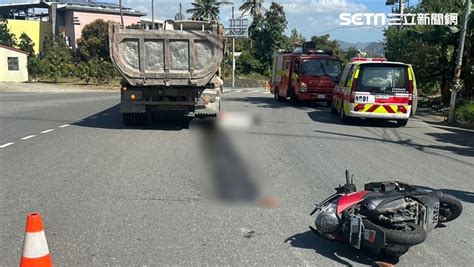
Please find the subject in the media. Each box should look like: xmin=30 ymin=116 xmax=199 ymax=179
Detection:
xmin=317 ymin=94 xmax=326 ymax=99
xmin=354 ymin=95 xmax=374 ymax=103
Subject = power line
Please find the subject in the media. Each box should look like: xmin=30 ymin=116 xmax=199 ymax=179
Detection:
xmin=316 ymin=25 xmax=386 ymax=35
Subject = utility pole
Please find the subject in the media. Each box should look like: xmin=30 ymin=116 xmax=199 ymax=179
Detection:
xmin=399 ymin=0 xmax=404 ymax=21
xmin=397 ymin=0 xmax=405 ymax=55
xmin=448 ymin=0 xmax=471 ymax=124
xmin=232 ymin=6 xmax=235 ymax=88
xmin=152 ymin=0 xmax=155 ymax=30
xmin=119 ymin=0 xmax=124 ymax=28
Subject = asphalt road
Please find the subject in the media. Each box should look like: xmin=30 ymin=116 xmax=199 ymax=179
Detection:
xmin=1 ymin=89 xmax=473 ymax=266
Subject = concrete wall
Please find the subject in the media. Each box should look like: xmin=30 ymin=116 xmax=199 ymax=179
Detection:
xmin=7 ymin=19 xmax=52 ymax=55
xmin=0 ymin=48 xmax=29 ymax=82
xmin=72 ymin=11 xmax=141 ymax=48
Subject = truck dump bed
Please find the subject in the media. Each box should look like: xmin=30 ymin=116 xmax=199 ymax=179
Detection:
xmin=109 ymin=21 xmax=224 ymax=87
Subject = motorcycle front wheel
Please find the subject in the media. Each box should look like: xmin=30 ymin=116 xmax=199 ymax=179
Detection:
xmin=438 ymin=193 xmax=463 ymax=223
xmin=380 ymin=222 xmax=426 ymax=246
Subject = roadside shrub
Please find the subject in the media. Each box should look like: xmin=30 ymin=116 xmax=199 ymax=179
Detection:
xmin=27 ymin=56 xmax=45 ymax=82
xmin=236 ymin=51 xmax=264 ymax=74
xmin=454 ymin=100 xmax=474 ymax=126
xmin=41 ymin=40 xmax=75 ymax=82
xmin=76 ymin=59 xmax=116 ymax=84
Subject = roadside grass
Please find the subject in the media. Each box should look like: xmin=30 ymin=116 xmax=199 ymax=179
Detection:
xmin=455 ymin=100 xmax=474 ymax=129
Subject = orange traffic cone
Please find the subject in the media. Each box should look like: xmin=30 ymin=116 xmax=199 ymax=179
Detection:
xmin=20 ymin=213 xmax=53 ymax=267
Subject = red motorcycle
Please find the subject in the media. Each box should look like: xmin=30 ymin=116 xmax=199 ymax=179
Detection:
xmin=310 ymin=171 xmax=463 ymax=257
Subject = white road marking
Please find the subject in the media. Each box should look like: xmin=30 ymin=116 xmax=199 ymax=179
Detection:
xmin=21 ymin=135 xmax=36 ymax=140
xmin=0 ymin=142 xmax=14 ymax=148
xmin=58 ymin=124 xmax=70 ymax=128
xmin=41 ymin=129 xmax=54 ymax=134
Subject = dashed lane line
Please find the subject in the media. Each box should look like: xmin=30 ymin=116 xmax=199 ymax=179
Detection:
xmin=0 ymin=142 xmax=14 ymax=148
xmin=1 ymin=122 xmax=73 ymax=149
xmin=21 ymin=135 xmax=36 ymax=140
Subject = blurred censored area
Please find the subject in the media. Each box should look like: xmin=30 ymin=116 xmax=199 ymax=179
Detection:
xmin=190 ymin=112 xmax=279 ymax=208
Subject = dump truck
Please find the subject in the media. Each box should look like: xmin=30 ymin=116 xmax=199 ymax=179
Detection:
xmin=109 ymin=20 xmax=224 ymax=125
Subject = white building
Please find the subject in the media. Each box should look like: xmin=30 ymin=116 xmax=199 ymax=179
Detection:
xmin=0 ymin=45 xmax=29 ymax=83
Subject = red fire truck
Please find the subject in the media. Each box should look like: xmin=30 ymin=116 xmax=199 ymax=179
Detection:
xmin=270 ymin=44 xmax=342 ymax=106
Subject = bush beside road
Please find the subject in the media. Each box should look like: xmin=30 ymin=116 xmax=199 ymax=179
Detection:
xmin=455 ymin=100 xmax=474 ymax=129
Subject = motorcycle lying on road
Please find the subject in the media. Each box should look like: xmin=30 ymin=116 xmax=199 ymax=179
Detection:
xmin=309 ymin=171 xmax=463 ymax=257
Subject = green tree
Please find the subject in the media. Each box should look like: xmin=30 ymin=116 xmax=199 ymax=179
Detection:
xmin=77 ymin=19 xmax=109 ymax=61
xmin=239 ymin=0 xmax=265 ymax=18
xmin=286 ymin=28 xmax=305 ymax=49
xmin=42 ymin=40 xmax=75 ymax=82
xmin=342 ymin=46 xmax=359 ymax=62
xmin=186 ymin=0 xmax=232 ymax=22
xmin=310 ymin=34 xmax=342 ymax=57
xmin=0 ymin=19 xmax=17 ymax=47
xmin=18 ymin=33 xmax=35 ymax=56
xmin=384 ymin=0 xmax=472 ymax=100
xmin=27 ymin=56 xmax=45 ymax=82
xmin=251 ymin=2 xmax=287 ymax=72
xmin=236 ymin=51 xmax=264 ymax=74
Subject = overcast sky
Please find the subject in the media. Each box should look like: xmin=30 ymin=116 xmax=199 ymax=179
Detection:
xmin=1 ymin=0 xmax=422 ymax=43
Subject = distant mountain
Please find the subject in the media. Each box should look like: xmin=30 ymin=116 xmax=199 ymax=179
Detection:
xmin=337 ymin=41 xmax=385 ymax=56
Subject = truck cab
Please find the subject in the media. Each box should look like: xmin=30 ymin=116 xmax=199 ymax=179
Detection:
xmin=271 ymin=46 xmax=342 ymax=106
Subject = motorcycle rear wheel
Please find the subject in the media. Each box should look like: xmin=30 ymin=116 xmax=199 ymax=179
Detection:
xmin=380 ymin=222 xmax=426 ymax=246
